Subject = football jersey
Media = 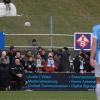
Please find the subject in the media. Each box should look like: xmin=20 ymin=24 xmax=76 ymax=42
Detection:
xmin=92 ymin=24 xmax=100 ymax=64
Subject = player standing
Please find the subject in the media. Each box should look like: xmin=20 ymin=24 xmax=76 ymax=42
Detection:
xmin=90 ymin=24 xmax=100 ymax=100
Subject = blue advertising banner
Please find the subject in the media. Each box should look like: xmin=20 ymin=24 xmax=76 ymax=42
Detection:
xmin=25 ymin=73 xmax=96 ymax=91
xmin=0 ymin=32 xmax=5 ymax=49
xmin=74 ymin=32 xmax=92 ymax=50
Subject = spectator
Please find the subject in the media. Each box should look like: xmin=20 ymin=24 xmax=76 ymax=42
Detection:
xmin=8 ymin=46 xmax=16 ymax=64
xmin=84 ymin=51 xmax=94 ymax=72
xmin=10 ymin=58 xmax=25 ymax=90
xmin=26 ymin=50 xmax=33 ymax=57
xmin=14 ymin=51 xmax=25 ymax=66
xmin=53 ymin=50 xmax=60 ymax=71
xmin=32 ymin=39 xmax=38 ymax=55
xmin=79 ymin=53 xmax=85 ymax=73
xmin=23 ymin=50 xmax=33 ymax=61
xmin=73 ymin=50 xmax=93 ymax=73
xmin=44 ymin=53 xmax=57 ymax=72
xmin=22 ymin=50 xmax=34 ymax=66
xmin=15 ymin=51 xmax=22 ymax=59
xmin=73 ymin=50 xmax=85 ymax=73
xmin=24 ymin=56 xmax=36 ymax=72
xmin=48 ymin=49 xmax=54 ymax=56
xmin=0 ymin=50 xmax=9 ymax=64
xmin=73 ymin=55 xmax=80 ymax=73
xmin=38 ymin=48 xmax=47 ymax=61
xmin=35 ymin=53 xmax=45 ymax=72
xmin=0 ymin=58 xmax=10 ymax=90
xmin=59 ymin=47 xmax=71 ymax=72
xmin=32 ymin=39 xmax=38 ymax=47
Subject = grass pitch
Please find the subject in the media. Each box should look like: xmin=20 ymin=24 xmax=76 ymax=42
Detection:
xmin=0 ymin=91 xmax=96 ymax=100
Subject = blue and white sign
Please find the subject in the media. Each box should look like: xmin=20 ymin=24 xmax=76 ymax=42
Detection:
xmin=0 ymin=32 xmax=5 ymax=49
xmin=74 ymin=32 xmax=92 ymax=50
xmin=25 ymin=73 xmax=96 ymax=91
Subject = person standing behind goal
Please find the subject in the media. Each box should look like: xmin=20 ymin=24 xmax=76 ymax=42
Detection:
xmin=90 ymin=24 xmax=100 ymax=100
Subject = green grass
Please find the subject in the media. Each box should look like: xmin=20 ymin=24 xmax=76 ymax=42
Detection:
xmin=1 ymin=0 xmax=100 ymax=47
xmin=0 ymin=91 xmax=96 ymax=100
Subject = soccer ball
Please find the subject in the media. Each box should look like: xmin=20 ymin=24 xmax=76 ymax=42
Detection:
xmin=24 ymin=21 xmax=31 ymax=27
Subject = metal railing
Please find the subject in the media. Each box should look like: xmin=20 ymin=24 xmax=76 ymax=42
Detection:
xmin=5 ymin=33 xmax=74 ymax=49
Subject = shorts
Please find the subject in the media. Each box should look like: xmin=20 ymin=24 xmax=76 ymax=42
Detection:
xmin=95 ymin=64 xmax=100 ymax=77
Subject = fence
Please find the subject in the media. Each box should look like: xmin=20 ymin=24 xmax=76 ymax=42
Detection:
xmin=2 ymin=15 xmax=100 ymax=50
xmin=5 ymin=33 xmax=74 ymax=49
